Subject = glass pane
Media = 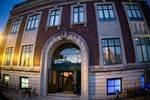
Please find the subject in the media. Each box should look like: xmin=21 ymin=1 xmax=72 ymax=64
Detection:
xmin=109 ymin=47 xmax=115 ymax=64
xmin=136 ymin=10 xmax=142 ymax=18
xmin=50 ymin=16 xmax=54 ymax=26
xmin=34 ymin=19 xmax=39 ymax=28
xmin=73 ymin=13 xmax=78 ymax=23
xmin=103 ymin=5 xmax=107 ymax=9
xmin=115 ymin=79 xmax=121 ymax=86
xmin=116 ymin=47 xmax=122 ymax=63
xmin=137 ymin=46 xmax=143 ymax=62
xmin=108 ymin=5 xmax=113 ymax=9
xmin=99 ymin=10 xmax=104 ymax=19
xmin=115 ymin=86 xmax=121 ymax=92
xmin=79 ymin=7 xmax=84 ymax=12
xmin=51 ymin=11 xmax=55 ymax=15
xmin=108 ymin=87 xmax=114 ymax=93
xmin=79 ymin=12 xmax=84 ymax=22
xmin=127 ymin=10 xmax=132 ymax=18
xmin=74 ymin=7 xmax=78 ymax=12
xmin=131 ymin=10 xmax=137 ymax=18
xmin=103 ymin=47 xmax=109 ymax=64
xmin=97 ymin=6 xmax=102 ymax=10
xmin=54 ymin=15 xmax=59 ymax=25
xmin=56 ymin=10 xmax=60 ymax=15
xmin=108 ymin=39 xmax=114 ymax=46
xmin=30 ymin=21 xmax=34 ymax=29
xmin=104 ymin=10 xmax=109 ymax=18
xmin=142 ymin=45 xmax=148 ymax=61
xmin=109 ymin=10 xmax=115 ymax=18
xmin=108 ymin=80 xmax=114 ymax=86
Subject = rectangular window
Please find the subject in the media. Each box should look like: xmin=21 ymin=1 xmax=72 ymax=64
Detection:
xmin=125 ymin=4 xmax=143 ymax=21
xmin=135 ymin=37 xmax=150 ymax=62
xmin=26 ymin=14 xmax=40 ymax=30
xmin=20 ymin=45 xmax=33 ymax=66
xmin=102 ymin=38 xmax=122 ymax=65
xmin=73 ymin=6 xmax=85 ymax=23
xmin=4 ymin=47 xmax=13 ymax=65
xmin=107 ymin=78 xmax=122 ymax=95
xmin=3 ymin=74 xmax=10 ymax=85
xmin=20 ymin=77 xmax=29 ymax=88
xmin=97 ymin=4 xmax=115 ymax=21
xmin=48 ymin=9 xmax=61 ymax=26
xmin=11 ymin=19 xmax=21 ymax=33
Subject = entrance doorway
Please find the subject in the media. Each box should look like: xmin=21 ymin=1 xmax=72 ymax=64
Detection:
xmin=48 ymin=43 xmax=81 ymax=95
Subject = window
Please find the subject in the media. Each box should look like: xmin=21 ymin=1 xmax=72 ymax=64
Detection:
xmin=11 ymin=19 xmax=21 ymax=33
xmin=73 ymin=6 xmax=85 ymax=23
xmin=135 ymin=37 xmax=150 ymax=62
xmin=102 ymin=38 xmax=122 ymax=65
xmin=107 ymin=78 xmax=122 ymax=95
xmin=48 ymin=9 xmax=61 ymax=26
xmin=20 ymin=45 xmax=33 ymax=66
xmin=26 ymin=14 xmax=40 ymax=30
xmin=4 ymin=47 xmax=13 ymax=65
xmin=97 ymin=4 xmax=115 ymax=21
xmin=3 ymin=74 xmax=10 ymax=85
xmin=20 ymin=77 xmax=29 ymax=88
xmin=125 ymin=4 xmax=143 ymax=21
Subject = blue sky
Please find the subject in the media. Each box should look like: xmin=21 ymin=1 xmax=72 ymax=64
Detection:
xmin=0 ymin=0 xmax=24 ymax=33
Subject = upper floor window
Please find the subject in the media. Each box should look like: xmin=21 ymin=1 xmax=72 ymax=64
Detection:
xmin=48 ymin=9 xmax=61 ymax=26
xmin=20 ymin=45 xmax=33 ymax=66
xmin=141 ymin=75 xmax=144 ymax=89
xmin=102 ymin=38 xmax=122 ymax=65
xmin=20 ymin=77 xmax=29 ymax=88
xmin=73 ymin=6 xmax=85 ymax=23
xmin=3 ymin=74 xmax=10 ymax=85
xmin=135 ymin=37 xmax=150 ymax=62
xmin=26 ymin=14 xmax=40 ymax=30
xmin=97 ymin=4 xmax=115 ymax=21
xmin=11 ymin=19 xmax=21 ymax=33
xmin=4 ymin=47 xmax=13 ymax=65
xmin=107 ymin=78 xmax=122 ymax=95
xmin=125 ymin=4 xmax=143 ymax=21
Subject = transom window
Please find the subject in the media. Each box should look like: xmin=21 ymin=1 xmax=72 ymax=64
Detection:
xmin=97 ymin=4 xmax=115 ymax=21
xmin=20 ymin=45 xmax=33 ymax=66
xmin=20 ymin=77 xmax=29 ymax=88
xmin=26 ymin=14 xmax=40 ymax=30
xmin=135 ymin=37 xmax=150 ymax=62
xmin=4 ymin=47 xmax=13 ymax=65
xmin=107 ymin=78 xmax=122 ymax=95
xmin=102 ymin=38 xmax=122 ymax=65
xmin=3 ymin=74 xmax=10 ymax=85
xmin=54 ymin=47 xmax=81 ymax=64
xmin=48 ymin=9 xmax=61 ymax=26
xmin=125 ymin=4 xmax=143 ymax=21
xmin=11 ymin=19 xmax=21 ymax=33
xmin=73 ymin=6 xmax=85 ymax=23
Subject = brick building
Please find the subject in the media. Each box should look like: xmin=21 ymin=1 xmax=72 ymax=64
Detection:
xmin=0 ymin=0 xmax=150 ymax=99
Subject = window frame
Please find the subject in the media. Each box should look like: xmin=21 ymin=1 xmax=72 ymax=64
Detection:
xmin=4 ymin=47 xmax=13 ymax=66
xmin=20 ymin=76 xmax=29 ymax=89
xmin=102 ymin=38 xmax=122 ymax=65
xmin=47 ymin=7 xmax=62 ymax=27
xmin=20 ymin=44 xmax=33 ymax=66
xmin=11 ymin=19 xmax=21 ymax=33
xmin=26 ymin=14 xmax=40 ymax=31
xmin=125 ymin=4 xmax=143 ymax=21
xmin=71 ymin=4 xmax=87 ymax=25
xmin=3 ymin=74 xmax=10 ymax=85
xmin=107 ymin=78 xmax=122 ymax=95
xmin=135 ymin=37 xmax=150 ymax=63
xmin=97 ymin=4 xmax=116 ymax=22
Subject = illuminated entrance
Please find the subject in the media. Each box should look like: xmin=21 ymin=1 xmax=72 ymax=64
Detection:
xmin=48 ymin=44 xmax=81 ymax=94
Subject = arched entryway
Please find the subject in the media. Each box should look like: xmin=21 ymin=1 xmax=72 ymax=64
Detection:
xmin=49 ymin=43 xmax=81 ymax=94
xmin=40 ymin=29 xmax=89 ymax=98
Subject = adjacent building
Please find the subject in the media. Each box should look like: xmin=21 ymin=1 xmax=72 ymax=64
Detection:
xmin=0 ymin=0 xmax=150 ymax=99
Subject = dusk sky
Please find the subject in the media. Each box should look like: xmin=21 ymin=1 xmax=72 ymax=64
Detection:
xmin=0 ymin=0 xmax=24 ymax=33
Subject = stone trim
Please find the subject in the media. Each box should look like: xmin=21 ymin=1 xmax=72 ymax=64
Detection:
xmin=40 ymin=29 xmax=89 ymax=98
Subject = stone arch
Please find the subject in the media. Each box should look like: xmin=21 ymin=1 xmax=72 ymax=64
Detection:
xmin=40 ymin=29 xmax=89 ymax=98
